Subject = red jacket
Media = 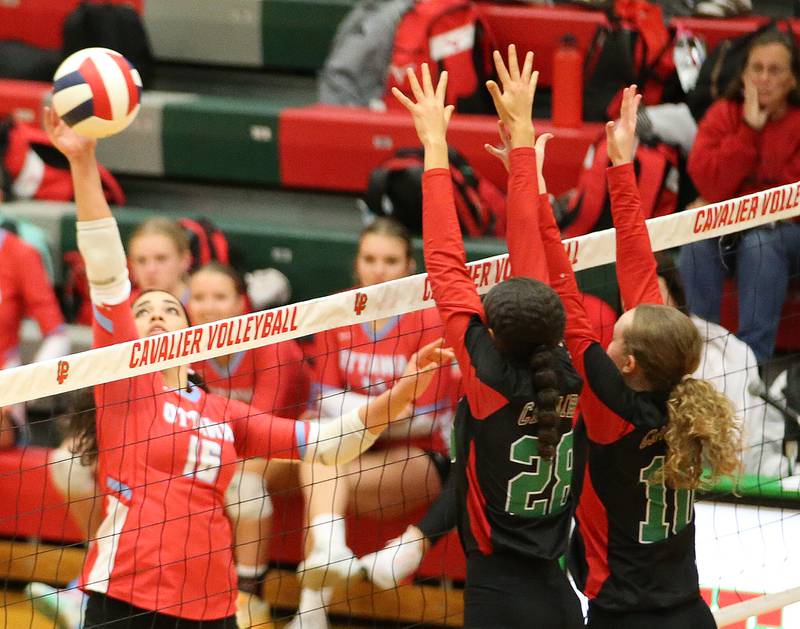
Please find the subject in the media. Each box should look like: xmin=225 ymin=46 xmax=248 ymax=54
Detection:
xmin=688 ymin=99 xmax=800 ymax=203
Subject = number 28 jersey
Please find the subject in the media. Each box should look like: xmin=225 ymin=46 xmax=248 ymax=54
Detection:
xmin=450 ymin=321 xmax=583 ymax=560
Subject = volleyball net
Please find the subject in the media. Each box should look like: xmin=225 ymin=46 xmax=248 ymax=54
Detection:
xmin=3 ymin=179 xmax=800 ymax=627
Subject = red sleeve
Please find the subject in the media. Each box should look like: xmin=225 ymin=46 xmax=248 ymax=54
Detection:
xmin=687 ymin=100 xmax=760 ymax=202
xmin=538 ymin=196 xmax=637 ymax=442
xmin=537 ymin=193 xmax=600 ymax=373
xmin=251 ymin=340 xmax=309 ymax=417
xmin=506 ymin=148 xmax=548 ymax=282
xmin=17 ymin=239 xmax=64 ymax=336
xmin=226 ymin=398 xmax=310 ymax=460
xmin=422 ymin=169 xmax=507 ymax=419
xmin=92 ymin=297 xmax=137 ymax=349
xmin=608 ymin=163 xmax=663 ymax=309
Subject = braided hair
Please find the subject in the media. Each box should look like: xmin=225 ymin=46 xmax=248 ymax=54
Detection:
xmin=483 ymin=277 xmax=566 ymax=459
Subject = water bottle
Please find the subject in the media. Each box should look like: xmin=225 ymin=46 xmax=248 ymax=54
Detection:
xmin=673 ymin=28 xmax=706 ymax=95
xmin=552 ymin=34 xmax=583 ymax=128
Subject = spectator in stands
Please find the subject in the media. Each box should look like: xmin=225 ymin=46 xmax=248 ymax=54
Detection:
xmin=289 ymin=218 xmax=458 ymax=629
xmin=679 ymin=31 xmax=800 ymax=364
xmin=128 ymin=216 xmax=192 ymax=305
xmin=189 ymin=261 xmax=309 ymax=628
xmin=0 ymin=173 xmax=69 ymax=447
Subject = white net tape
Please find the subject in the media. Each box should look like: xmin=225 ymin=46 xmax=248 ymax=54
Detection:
xmin=1 ymin=179 xmax=798 ymax=407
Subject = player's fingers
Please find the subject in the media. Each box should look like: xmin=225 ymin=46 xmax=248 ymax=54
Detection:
xmin=443 ymin=104 xmax=455 ymax=125
xmin=421 ymin=63 xmax=434 ymax=95
xmin=530 ymin=70 xmax=539 ymax=100
xmin=391 ymin=87 xmax=415 ymax=111
xmin=521 ymin=51 xmax=534 ymax=83
xmin=435 ymin=70 xmax=448 ymax=101
xmin=407 ymin=68 xmax=424 ymax=102
xmin=507 ymin=44 xmax=520 ymax=81
xmin=493 ymin=50 xmax=511 ymax=86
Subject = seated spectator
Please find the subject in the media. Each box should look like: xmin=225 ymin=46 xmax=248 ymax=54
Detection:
xmin=678 ymin=31 xmax=800 ymax=365
xmin=128 ymin=217 xmax=192 ymax=304
xmin=0 ymin=175 xmax=69 ymax=447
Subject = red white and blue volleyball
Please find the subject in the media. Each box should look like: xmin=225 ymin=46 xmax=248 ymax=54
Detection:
xmin=52 ymin=47 xmax=142 ymax=139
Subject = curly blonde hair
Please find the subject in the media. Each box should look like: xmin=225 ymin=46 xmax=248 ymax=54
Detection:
xmin=625 ymin=305 xmax=741 ymax=489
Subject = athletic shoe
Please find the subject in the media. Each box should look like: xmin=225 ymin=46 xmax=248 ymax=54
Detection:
xmin=236 ymin=590 xmax=274 ymax=628
xmin=296 ymin=544 xmax=362 ymax=590
xmin=284 ymin=608 xmax=331 ymax=629
xmin=360 ymin=527 xmax=425 ymax=590
xmin=24 ymin=581 xmax=84 ymax=629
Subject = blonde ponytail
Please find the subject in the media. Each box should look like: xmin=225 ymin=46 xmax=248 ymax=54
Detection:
xmin=664 ymin=376 xmax=741 ymax=490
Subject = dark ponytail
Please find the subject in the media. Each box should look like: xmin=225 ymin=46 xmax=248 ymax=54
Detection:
xmin=530 ymin=347 xmax=561 ymax=460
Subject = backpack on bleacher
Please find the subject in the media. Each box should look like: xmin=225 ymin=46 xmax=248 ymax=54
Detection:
xmin=383 ymin=0 xmax=496 ymax=114
xmin=0 ymin=117 xmax=125 ymax=205
xmin=584 ymin=0 xmax=681 ymax=121
xmin=318 ymin=0 xmax=415 ymax=107
xmin=62 ymin=2 xmax=155 ymax=88
xmin=361 ymin=146 xmax=506 ymax=237
xmin=558 ymin=135 xmax=680 ymax=238
xmin=178 ymin=217 xmax=232 ymax=272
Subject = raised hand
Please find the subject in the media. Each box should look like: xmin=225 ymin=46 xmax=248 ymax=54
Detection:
xmin=743 ymin=77 xmax=768 ymax=131
xmin=484 ymin=120 xmax=512 ymax=173
xmin=399 ymin=338 xmax=455 ymax=401
xmin=392 ymin=64 xmax=454 ymax=168
xmin=485 ymin=44 xmax=537 ymax=148
xmin=535 ymin=132 xmax=554 ymax=194
xmin=605 ymin=84 xmax=641 ymax=167
xmin=43 ymin=106 xmax=96 ymax=163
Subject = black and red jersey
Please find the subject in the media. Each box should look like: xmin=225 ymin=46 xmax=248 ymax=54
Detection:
xmin=422 ymin=149 xmax=582 ymax=562
xmin=539 ymin=163 xmax=702 ymax=612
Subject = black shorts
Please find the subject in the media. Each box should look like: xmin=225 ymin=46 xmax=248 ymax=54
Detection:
xmin=464 ymin=551 xmax=584 ymax=629
xmin=587 ymin=596 xmax=716 ymax=629
xmin=84 ymin=592 xmax=237 ymax=629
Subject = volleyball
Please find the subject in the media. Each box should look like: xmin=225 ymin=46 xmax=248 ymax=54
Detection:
xmin=52 ymin=47 xmax=142 ymax=139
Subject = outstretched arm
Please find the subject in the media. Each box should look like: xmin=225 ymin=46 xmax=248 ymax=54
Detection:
xmin=44 ymin=108 xmax=133 ymax=348
xmin=484 ymin=45 xmax=547 ymax=283
xmin=393 ymin=65 xmax=507 ymax=419
xmin=606 ymin=86 xmax=662 ymax=309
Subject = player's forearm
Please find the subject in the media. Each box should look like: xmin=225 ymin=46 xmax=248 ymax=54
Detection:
xmin=69 ymin=152 xmax=112 ymax=222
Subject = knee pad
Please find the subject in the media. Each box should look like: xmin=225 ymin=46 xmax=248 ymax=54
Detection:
xmin=49 ymin=446 xmax=96 ymax=499
xmin=225 ymin=470 xmax=273 ymax=521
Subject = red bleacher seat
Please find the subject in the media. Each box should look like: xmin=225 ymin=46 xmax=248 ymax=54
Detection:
xmin=478 ymin=3 xmax=608 ymax=87
xmin=670 ymin=16 xmax=800 ymax=52
xmin=0 ymin=79 xmax=49 ymax=126
xmin=0 ymin=0 xmax=143 ymax=51
xmin=280 ymin=104 xmax=604 ymax=196
xmin=0 ymin=447 xmax=83 ymax=543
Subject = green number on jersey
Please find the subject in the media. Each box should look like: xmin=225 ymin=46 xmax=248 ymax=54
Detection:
xmin=505 ymin=431 xmax=573 ymax=517
xmin=638 ymin=456 xmax=694 ymax=543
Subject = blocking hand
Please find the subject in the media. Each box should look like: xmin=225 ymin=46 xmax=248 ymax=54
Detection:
xmin=605 ymin=85 xmax=641 ymax=167
xmin=485 ymin=44 xmax=537 ymax=147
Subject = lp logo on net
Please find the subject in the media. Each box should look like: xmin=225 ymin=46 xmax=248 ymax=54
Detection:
xmin=56 ymin=360 xmax=70 ymax=384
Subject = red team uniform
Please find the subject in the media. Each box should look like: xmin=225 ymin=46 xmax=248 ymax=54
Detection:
xmin=82 ymin=296 xmax=312 ymax=621
xmin=311 ymin=310 xmax=458 ymax=454
xmin=193 ymin=342 xmax=309 ymax=416
xmin=0 ymin=228 xmax=64 ymax=369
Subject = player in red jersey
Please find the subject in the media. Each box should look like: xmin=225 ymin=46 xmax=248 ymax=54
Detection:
xmin=43 ymin=106 xmax=452 ymax=629
xmin=189 ymin=261 xmax=309 ymax=626
xmin=129 ymin=216 xmax=192 ymax=306
xmin=289 ymin=217 xmax=459 ymax=628
xmin=0 ymin=224 xmax=69 ymax=445
xmin=534 ymin=86 xmax=740 ymax=629
xmin=393 ymin=52 xmax=584 ymax=628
